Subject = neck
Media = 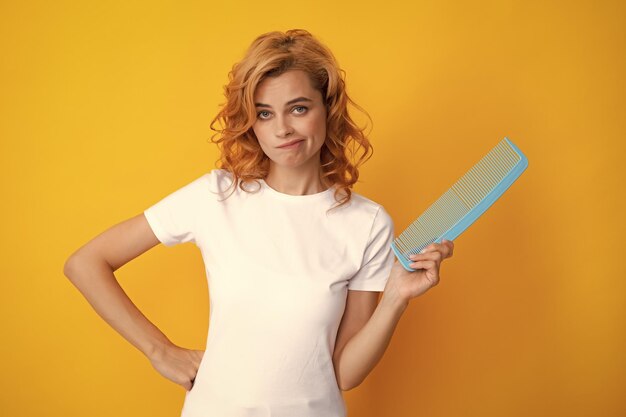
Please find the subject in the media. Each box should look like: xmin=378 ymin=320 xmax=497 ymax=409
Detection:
xmin=264 ymin=163 xmax=330 ymax=196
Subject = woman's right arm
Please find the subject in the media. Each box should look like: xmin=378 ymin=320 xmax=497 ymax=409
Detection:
xmin=63 ymin=213 xmax=203 ymax=391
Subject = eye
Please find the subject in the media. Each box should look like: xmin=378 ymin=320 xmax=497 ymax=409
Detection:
xmin=257 ymin=110 xmax=271 ymax=120
xmin=256 ymin=106 xmax=308 ymax=120
xmin=293 ymin=106 xmax=308 ymax=114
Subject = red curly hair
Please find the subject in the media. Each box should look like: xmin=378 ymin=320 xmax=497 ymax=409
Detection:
xmin=209 ymin=29 xmax=374 ymax=209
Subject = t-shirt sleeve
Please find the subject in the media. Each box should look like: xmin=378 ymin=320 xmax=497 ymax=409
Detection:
xmin=348 ymin=205 xmax=396 ymax=291
xmin=143 ymin=174 xmax=208 ymax=247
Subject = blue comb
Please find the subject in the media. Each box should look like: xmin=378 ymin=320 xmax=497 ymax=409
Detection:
xmin=391 ymin=137 xmax=529 ymax=271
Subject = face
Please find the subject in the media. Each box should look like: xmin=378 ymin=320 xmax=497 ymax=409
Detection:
xmin=252 ymin=69 xmax=327 ymax=171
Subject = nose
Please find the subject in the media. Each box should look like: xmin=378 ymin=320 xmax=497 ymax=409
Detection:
xmin=274 ymin=115 xmax=294 ymax=138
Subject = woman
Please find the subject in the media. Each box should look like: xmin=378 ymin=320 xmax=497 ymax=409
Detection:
xmin=64 ymin=29 xmax=454 ymax=417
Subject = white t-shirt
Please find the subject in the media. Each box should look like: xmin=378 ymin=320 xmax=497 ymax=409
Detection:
xmin=143 ymin=169 xmax=395 ymax=417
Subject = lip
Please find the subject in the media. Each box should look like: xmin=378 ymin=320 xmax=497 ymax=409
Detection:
xmin=277 ymin=139 xmax=305 ymax=148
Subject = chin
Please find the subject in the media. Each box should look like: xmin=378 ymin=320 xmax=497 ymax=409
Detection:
xmin=271 ymin=156 xmax=310 ymax=169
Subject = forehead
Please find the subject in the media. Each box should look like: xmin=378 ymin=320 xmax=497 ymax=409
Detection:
xmin=254 ymin=70 xmax=319 ymax=101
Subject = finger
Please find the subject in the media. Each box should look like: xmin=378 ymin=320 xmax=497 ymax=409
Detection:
xmin=410 ymin=252 xmax=442 ymax=263
xmin=420 ymin=243 xmax=436 ymax=253
xmin=420 ymin=241 xmax=452 ymax=259
xmin=439 ymin=239 xmax=454 ymax=258
xmin=442 ymin=239 xmax=454 ymax=250
xmin=409 ymin=260 xmax=436 ymax=270
xmin=423 ymin=243 xmax=447 ymax=259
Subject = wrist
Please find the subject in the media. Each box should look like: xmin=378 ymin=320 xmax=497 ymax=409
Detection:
xmin=380 ymin=288 xmax=409 ymax=315
xmin=144 ymin=337 xmax=176 ymax=361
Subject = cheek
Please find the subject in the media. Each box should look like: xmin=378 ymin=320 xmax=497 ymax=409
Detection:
xmin=252 ymin=126 xmax=269 ymax=146
xmin=305 ymin=116 xmax=326 ymax=138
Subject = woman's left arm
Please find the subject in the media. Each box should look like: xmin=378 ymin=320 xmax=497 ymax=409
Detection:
xmin=332 ymin=239 xmax=455 ymax=391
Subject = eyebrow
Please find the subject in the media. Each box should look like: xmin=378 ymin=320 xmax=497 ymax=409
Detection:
xmin=254 ymin=96 xmax=313 ymax=108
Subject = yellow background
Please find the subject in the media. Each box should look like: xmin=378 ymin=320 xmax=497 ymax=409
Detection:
xmin=1 ymin=0 xmax=624 ymax=416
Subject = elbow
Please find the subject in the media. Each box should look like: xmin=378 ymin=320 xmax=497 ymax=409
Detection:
xmin=333 ymin=353 xmax=364 ymax=391
xmin=338 ymin=378 xmax=362 ymax=392
xmin=335 ymin=368 xmax=363 ymax=391
xmin=63 ymin=255 xmax=81 ymax=280
xmin=63 ymin=255 xmax=75 ymax=278
xmin=64 ymin=242 xmax=87 ymax=278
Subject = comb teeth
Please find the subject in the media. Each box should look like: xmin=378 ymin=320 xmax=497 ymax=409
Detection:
xmin=393 ymin=138 xmax=526 ymax=258
xmin=452 ymin=140 xmax=521 ymax=207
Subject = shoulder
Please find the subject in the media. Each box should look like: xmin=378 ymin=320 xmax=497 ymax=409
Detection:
xmin=345 ymin=190 xmax=393 ymax=223
xmin=204 ymin=168 xmax=237 ymax=193
xmin=157 ymin=169 xmax=234 ymax=201
xmin=202 ymin=168 xmax=232 ymax=182
xmin=333 ymin=189 xmax=394 ymax=236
